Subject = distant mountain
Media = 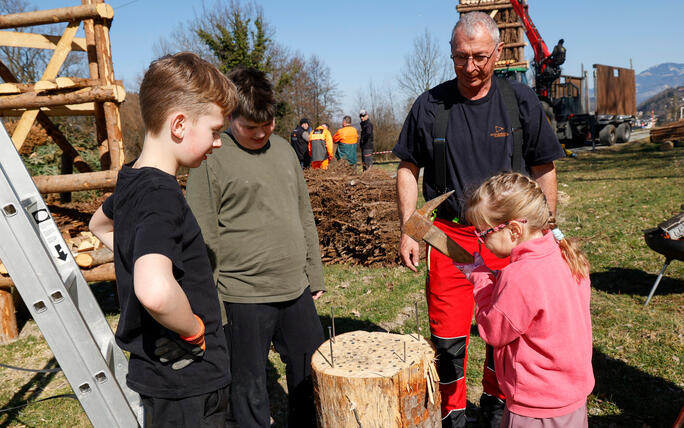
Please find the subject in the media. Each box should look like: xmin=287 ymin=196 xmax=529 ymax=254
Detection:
xmin=636 ymin=63 xmax=684 ymax=103
xmin=637 ymin=86 xmax=684 ymax=123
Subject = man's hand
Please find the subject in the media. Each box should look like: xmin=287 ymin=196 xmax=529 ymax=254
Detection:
xmin=154 ymin=337 xmax=205 ymax=370
xmin=399 ymin=233 xmax=421 ymax=272
xmin=311 ymin=290 xmax=324 ymax=300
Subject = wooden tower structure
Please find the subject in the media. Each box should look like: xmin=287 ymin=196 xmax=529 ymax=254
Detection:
xmin=0 ymin=0 xmax=124 ymax=341
xmin=456 ymin=0 xmax=529 ymax=71
xmin=0 ymin=0 xmax=124 ymax=194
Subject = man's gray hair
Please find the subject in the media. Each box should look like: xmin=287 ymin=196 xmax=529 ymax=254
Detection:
xmin=450 ymin=12 xmax=500 ymax=48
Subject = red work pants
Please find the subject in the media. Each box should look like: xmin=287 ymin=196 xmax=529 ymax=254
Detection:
xmin=426 ymin=219 xmax=508 ymax=423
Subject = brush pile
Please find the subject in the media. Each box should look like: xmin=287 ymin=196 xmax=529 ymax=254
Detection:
xmin=304 ymin=161 xmax=401 ymax=266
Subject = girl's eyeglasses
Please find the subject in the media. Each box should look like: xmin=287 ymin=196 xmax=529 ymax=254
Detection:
xmin=476 ymin=219 xmax=527 ymax=244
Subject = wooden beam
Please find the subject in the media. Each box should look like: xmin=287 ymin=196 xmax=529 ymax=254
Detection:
xmin=0 ymin=77 xmax=106 ymax=94
xmin=0 ymin=85 xmax=125 ymax=109
xmin=11 ymin=20 xmax=79 ymax=150
xmin=0 ymin=4 xmax=113 ymax=30
xmin=0 ymin=262 xmax=116 ymax=287
xmin=457 ymin=3 xmax=513 ymax=13
xmin=0 ymin=30 xmax=87 ymax=51
xmin=32 ymin=169 xmax=117 ymax=194
xmin=0 ymin=103 xmax=95 ymax=116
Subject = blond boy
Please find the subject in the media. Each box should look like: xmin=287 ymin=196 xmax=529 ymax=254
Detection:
xmin=90 ymin=52 xmax=236 ymax=427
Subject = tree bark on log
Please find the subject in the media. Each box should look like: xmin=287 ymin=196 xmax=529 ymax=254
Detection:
xmin=312 ymin=331 xmax=441 ymax=428
xmin=0 ymin=262 xmax=115 ymax=288
xmin=75 ymin=248 xmax=113 ymax=268
xmin=32 ymin=169 xmax=117 ymax=194
xmin=0 ymin=85 xmax=124 ymax=110
xmin=0 ymin=4 xmax=113 ymax=29
xmin=0 ymin=289 xmax=19 ymax=343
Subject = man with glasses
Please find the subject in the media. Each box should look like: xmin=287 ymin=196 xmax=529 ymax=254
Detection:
xmin=393 ymin=12 xmax=564 ymax=428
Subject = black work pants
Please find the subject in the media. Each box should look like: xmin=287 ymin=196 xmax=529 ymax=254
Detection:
xmin=224 ymin=287 xmax=324 ymax=428
xmin=141 ymin=385 xmax=233 ymax=428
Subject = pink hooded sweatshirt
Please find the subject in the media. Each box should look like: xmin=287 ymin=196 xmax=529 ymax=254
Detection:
xmin=471 ymin=231 xmax=594 ymax=418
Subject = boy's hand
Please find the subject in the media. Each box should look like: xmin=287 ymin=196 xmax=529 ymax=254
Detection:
xmin=154 ymin=337 xmax=204 ymax=370
xmin=154 ymin=314 xmax=206 ymax=370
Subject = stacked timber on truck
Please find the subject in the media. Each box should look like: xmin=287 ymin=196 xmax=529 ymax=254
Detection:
xmin=456 ymin=0 xmax=528 ymax=70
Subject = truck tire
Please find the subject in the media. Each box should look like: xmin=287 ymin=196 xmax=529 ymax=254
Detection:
xmin=616 ymin=122 xmax=631 ymax=143
xmin=599 ymin=124 xmax=616 ymax=146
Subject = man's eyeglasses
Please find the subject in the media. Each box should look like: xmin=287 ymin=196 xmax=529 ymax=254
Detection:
xmin=475 ymin=219 xmax=527 ymax=244
xmin=451 ymin=46 xmax=497 ymax=68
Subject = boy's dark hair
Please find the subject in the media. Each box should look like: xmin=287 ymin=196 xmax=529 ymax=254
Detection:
xmin=139 ymin=52 xmax=236 ymax=136
xmin=227 ymin=67 xmax=276 ymax=123
xmin=343 ymin=115 xmax=352 ymax=125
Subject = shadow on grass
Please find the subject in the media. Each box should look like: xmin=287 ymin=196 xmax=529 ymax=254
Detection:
xmin=0 ymin=358 xmax=72 ymax=428
xmin=591 ymin=267 xmax=684 ymax=297
xmin=589 ymin=347 xmax=684 ymax=427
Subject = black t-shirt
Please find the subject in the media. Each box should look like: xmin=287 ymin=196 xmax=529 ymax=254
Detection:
xmin=393 ymin=78 xmax=564 ymax=221
xmin=102 ymin=165 xmax=230 ymax=399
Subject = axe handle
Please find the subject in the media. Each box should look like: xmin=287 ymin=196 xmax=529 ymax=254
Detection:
xmin=424 ymin=227 xmax=474 ymax=264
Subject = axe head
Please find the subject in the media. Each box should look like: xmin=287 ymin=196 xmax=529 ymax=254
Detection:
xmin=404 ymin=191 xmax=474 ymax=264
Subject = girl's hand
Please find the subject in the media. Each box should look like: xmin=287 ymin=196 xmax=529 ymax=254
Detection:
xmin=454 ymin=252 xmax=497 ymax=280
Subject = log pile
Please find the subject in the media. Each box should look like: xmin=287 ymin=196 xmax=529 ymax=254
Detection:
xmin=304 ymin=161 xmax=401 ymax=266
xmin=650 ymin=119 xmax=684 ymax=143
xmin=0 ymin=197 xmax=115 ymax=288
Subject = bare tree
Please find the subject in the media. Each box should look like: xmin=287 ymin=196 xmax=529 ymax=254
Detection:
xmin=397 ymin=29 xmax=451 ymax=102
xmin=306 ymin=54 xmax=340 ymax=126
xmin=355 ymin=80 xmax=402 ymax=153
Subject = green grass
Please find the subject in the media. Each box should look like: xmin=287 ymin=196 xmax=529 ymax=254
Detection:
xmin=1 ymin=140 xmax=682 ymax=427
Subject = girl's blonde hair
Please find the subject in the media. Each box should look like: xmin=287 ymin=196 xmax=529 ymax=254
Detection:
xmin=466 ymin=172 xmax=589 ymax=280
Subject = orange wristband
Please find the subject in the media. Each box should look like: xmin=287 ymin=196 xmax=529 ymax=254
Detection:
xmin=180 ymin=314 xmax=205 ymax=350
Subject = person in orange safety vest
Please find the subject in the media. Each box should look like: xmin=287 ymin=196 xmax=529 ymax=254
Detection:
xmin=333 ymin=115 xmax=359 ymax=165
xmin=308 ymin=123 xmax=334 ymax=170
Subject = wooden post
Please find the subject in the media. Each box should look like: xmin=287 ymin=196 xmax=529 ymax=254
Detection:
xmin=60 ymin=150 xmax=73 ymax=202
xmin=0 ymin=289 xmax=19 ymax=343
xmin=91 ymin=0 xmax=123 ymax=169
xmin=311 ymin=331 xmax=441 ymax=428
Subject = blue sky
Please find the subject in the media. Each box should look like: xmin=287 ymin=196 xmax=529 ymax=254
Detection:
xmin=33 ymin=0 xmax=684 ymax=113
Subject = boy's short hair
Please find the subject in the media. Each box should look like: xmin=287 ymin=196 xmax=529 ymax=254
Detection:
xmin=227 ymin=67 xmax=276 ymax=123
xmin=139 ymin=52 xmax=237 ymax=136
xmin=343 ymin=115 xmax=351 ymax=125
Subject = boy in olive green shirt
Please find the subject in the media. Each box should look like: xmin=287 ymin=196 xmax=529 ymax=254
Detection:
xmin=186 ymin=67 xmax=324 ymax=428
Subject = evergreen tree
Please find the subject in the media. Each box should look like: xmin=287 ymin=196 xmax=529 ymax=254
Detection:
xmin=197 ymin=8 xmax=271 ymax=74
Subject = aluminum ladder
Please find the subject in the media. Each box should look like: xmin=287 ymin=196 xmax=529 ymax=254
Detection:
xmin=0 ymin=122 xmax=143 ymax=427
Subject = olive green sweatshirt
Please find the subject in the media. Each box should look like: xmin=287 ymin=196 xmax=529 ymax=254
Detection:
xmin=186 ymin=131 xmax=325 ymax=304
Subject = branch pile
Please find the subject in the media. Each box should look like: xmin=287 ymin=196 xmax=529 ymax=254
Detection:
xmin=304 ymin=161 xmax=401 ymax=266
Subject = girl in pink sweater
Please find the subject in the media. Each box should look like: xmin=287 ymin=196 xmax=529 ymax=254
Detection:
xmin=459 ymin=172 xmax=594 ymax=427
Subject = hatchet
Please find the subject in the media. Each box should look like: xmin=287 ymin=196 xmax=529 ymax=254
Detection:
xmin=403 ymin=191 xmax=474 ymax=264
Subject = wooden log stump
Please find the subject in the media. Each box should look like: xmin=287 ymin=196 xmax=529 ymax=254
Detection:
xmin=0 ymin=289 xmax=19 ymax=343
xmin=312 ymin=331 xmax=440 ymax=428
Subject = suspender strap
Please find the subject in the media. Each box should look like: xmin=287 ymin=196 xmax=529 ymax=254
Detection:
xmin=497 ymin=77 xmax=524 ymax=173
xmin=433 ymin=101 xmax=449 ymax=194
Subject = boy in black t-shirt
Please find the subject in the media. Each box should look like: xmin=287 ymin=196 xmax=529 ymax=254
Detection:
xmin=89 ymin=52 xmax=237 ymax=427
